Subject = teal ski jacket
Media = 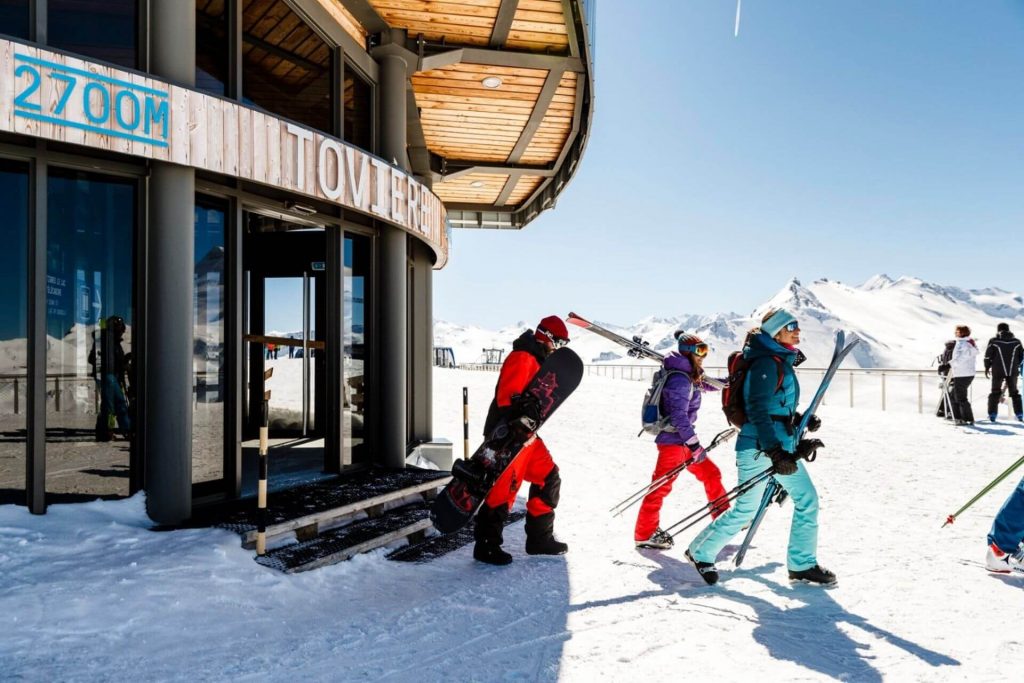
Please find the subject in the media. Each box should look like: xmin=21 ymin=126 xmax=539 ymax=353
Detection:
xmin=737 ymin=331 xmax=801 ymax=453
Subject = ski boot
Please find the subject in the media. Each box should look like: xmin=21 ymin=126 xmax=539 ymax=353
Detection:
xmin=635 ymin=528 xmax=674 ymax=550
xmin=985 ymin=542 xmax=1024 ymax=576
xmin=989 ymin=414 xmax=998 ymax=423
xmin=685 ymin=548 xmax=719 ymax=585
xmin=788 ymin=564 xmax=837 ymax=586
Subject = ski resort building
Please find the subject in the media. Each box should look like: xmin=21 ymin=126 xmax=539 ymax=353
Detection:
xmin=0 ymin=0 xmax=595 ymax=539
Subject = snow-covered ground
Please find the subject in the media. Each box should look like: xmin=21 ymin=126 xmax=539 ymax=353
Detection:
xmin=2 ymin=367 xmax=1023 ymax=681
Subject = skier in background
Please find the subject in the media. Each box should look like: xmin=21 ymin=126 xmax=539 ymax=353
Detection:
xmin=685 ymin=309 xmax=830 ymax=586
xmin=634 ymin=332 xmax=729 ymax=550
xmin=88 ymin=315 xmax=132 ymax=442
xmin=986 ymin=475 xmax=1024 ymax=576
xmin=473 ymin=315 xmax=572 ymax=565
xmin=984 ymin=322 xmax=1023 ymax=422
xmin=948 ymin=325 xmax=979 ymax=425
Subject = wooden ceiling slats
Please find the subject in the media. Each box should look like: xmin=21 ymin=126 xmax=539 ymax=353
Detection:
xmin=506 ymin=175 xmax=544 ymax=205
xmin=315 ymin=1 xmax=369 ymax=45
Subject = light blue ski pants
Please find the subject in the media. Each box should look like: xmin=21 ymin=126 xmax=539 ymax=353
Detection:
xmin=688 ymin=447 xmax=819 ymax=571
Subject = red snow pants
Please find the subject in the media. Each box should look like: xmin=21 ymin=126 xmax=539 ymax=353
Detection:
xmin=634 ymin=444 xmax=728 ymax=542
xmin=484 ymin=436 xmax=559 ymax=516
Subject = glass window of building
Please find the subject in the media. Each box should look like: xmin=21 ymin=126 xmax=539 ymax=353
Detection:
xmin=344 ymin=65 xmax=373 ymax=152
xmin=0 ymin=0 xmax=31 ymax=40
xmin=46 ymin=168 xmax=136 ymax=500
xmin=241 ymin=0 xmax=334 ymax=134
xmin=197 ymin=0 xmax=230 ymax=96
xmin=0 ymin=159 xmax=28 ymax=504
xmin=48 ymin=0 xmax=138 ymax=70
xmin=344 ymin=234 xmax=369 ymax=464
xmin=193 ymin=196 xmax=226 ymax=485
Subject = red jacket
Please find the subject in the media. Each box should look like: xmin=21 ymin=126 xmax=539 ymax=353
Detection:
xmin=483 ymin=330 xmax=547 ymax=436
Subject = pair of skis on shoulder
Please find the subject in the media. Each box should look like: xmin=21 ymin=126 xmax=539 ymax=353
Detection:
xmin=732 ymin=329 xmax=860 ymax=566
xmin=566 ymin=312 xmax=726 ymax=390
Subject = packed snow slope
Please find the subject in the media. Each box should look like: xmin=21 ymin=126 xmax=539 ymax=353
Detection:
xmin=437 ymin=275 xmax=1024 ymax=369
xmin=2 ymin=367 xmax=1024 ymax=681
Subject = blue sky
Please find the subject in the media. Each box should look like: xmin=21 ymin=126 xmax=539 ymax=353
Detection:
xmin=434 ymin=0 xmax=1024 ymax=328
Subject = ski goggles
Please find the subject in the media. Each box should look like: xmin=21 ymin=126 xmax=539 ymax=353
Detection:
xmin=679 ymin=342 xmax=709 ymax=358
xmin=538 ymin=328 xmax=569 ymax=348
xmin=783 ymin=321 xmax=800 ymax=332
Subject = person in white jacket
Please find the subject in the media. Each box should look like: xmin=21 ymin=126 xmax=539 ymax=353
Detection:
xmin=949 ymin=325 xmax=979 ymax=424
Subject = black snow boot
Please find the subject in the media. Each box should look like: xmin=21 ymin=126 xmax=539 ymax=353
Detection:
xmin=788 ymin=564 xmax=837 ymax=586
xmin=473 ymin=504 xmax=512 ymax=565
xmin=524 ymin=513 xmax=568 ymax=555
xmin=685 ymin=549 xmax=719 ymax=585
xmin=473 ymin=541 xmax=513 ymax=566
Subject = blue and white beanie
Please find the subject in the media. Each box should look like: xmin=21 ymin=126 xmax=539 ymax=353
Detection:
xmin=761 ymin=308 xmax=798 ymax=338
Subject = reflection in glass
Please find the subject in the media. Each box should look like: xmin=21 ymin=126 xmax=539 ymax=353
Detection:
xmin=242 ymin=0 xmax=333 ymax=133
xmin=344 ymin=235 xmax=369 ymax=464
xmin=0 ymin=0 xmax=31 ymax=40
xmin=46 ymin=169 xmax=135 ymax=500
xmin=0 ymin=160 xmax=28 ymax=504
xmin=48 ymin=0 xmax=138 ymax=69
xmin=193 ymin=197 xmax=226 ymax=484
xmin=196 ymin=0 xmax=230 ymax=96
xmin=264 ymin=276 xmax=316 ymax=431
xmin=344 ymin=66 xmax=373 ymax=152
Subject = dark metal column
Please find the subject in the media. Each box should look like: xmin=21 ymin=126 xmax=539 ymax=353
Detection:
xmin=145 ymin=1 xmax=196 ymax=524
xmin=376 ymin=35 xmax=412 ymax=468
xmin=26 ymin=154 xmax=46 ymax=514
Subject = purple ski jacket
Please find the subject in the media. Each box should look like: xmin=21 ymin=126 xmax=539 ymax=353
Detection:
xmin=654 ymin=352 xmax=720 ymax=446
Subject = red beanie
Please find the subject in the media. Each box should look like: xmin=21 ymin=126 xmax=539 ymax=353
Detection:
xmin=536 ymin=315 xmax=569 ymax=343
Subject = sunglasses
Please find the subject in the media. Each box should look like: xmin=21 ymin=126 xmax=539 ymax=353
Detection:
xmin=539 ymin=328 xmax=569 ymax=348
xmin=783 ymin=321 xmax=800 ymax=332
xmin=679 ymin=343 xmax=709 ymax=358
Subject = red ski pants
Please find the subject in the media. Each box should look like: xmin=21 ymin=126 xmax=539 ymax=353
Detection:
xmin=484 ymin=437 xmax=560 ymax=517
xmin=634 ymin=444 xmax=728 ymax=542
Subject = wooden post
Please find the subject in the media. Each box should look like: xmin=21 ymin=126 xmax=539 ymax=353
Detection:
xmin=256 ymin=366 xmax=273 ymax=556
xmin=462 ymin=387 xmax=469 ymax=459
xmin=55 ymin=376 xmax=60 ymax=412
xmin=13 ymin=377 xmax=18 ymax=415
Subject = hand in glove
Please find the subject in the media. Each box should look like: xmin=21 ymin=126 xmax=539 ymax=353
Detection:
xmin=793 ymin=411 xmax=821 ymax=432
xmin=685 ymin=440 xmax=706 ymax=465
xmin=764 ymin=444 xmax=798 ymax=476
xmin=511 ymin=393 xmax=542 ymax=429
xmin=985 ymin=368 xmax=991 ymax=379
xmin=795 ymin=438 xmax=825 ymax=462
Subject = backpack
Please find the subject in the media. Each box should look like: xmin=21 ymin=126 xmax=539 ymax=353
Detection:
xmin=936 ymin=340 xmax=955 ymax=376
xmin=639 ymin=368 xmax=686 ymax=436
xmin=721 ymin=350 xmax=784 ymax=427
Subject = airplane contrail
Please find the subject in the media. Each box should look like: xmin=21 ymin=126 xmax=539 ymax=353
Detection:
xmin=735 ymin=0 xmax=742 ymax=37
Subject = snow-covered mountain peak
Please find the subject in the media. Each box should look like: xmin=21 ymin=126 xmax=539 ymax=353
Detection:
xmin=861 ymin=274 xmax=895 ymax=290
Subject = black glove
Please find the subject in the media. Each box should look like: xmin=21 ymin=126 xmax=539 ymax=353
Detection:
xmin=765 ymin=444 xmax=798 ymax=475
xmin=511 ymin=393 xmax=542 ymax=428
xmin=793 ymin=411 xmax=821 ymax=432
xmin=795 ymin=438 xmax=824 ymax=462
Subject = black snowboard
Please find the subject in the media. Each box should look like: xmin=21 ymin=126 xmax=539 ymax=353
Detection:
xmin=429 ymin=347 xmax=583 ymax=534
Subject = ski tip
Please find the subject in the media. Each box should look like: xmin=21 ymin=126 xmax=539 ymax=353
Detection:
xmin=942 ymin=515 xmax=955 ymax=528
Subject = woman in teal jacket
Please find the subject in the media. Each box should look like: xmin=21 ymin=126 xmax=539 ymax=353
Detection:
xmin=686 ymin=308 xmax=835 ymax=586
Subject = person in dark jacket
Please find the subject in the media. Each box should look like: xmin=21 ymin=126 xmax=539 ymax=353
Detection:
xmin=88 ymin=315 xmax=132 ymax=442
xmin=984 ymin=322 xmax=1023 ymax=422
xmin=634 ymin=333 xmax=728 ymax=550
xmin=686 ymin=308 xmax=830 ymax=586
xmin=473 ymin=316 xmax=571 ymax=566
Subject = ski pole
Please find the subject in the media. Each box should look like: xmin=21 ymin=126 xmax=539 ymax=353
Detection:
xmin=663 ymin=466 xmax=776 ymax=539
xmin=942 ymin=453 xmax=1024 ymax=528
xmin=609 ymin=428 xmax=738 ymax=517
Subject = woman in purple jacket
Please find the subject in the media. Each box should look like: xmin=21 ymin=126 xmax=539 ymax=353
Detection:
xmin=635 ymin=333 xmax=728 ymax=549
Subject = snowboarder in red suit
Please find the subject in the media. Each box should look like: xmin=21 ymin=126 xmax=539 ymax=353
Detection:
xmin=474 ymin=315 xmax=571 ymax=565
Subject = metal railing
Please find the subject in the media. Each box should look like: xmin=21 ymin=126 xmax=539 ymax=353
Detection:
xmin=453 ymin=364 xmax=1009 ymax=416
